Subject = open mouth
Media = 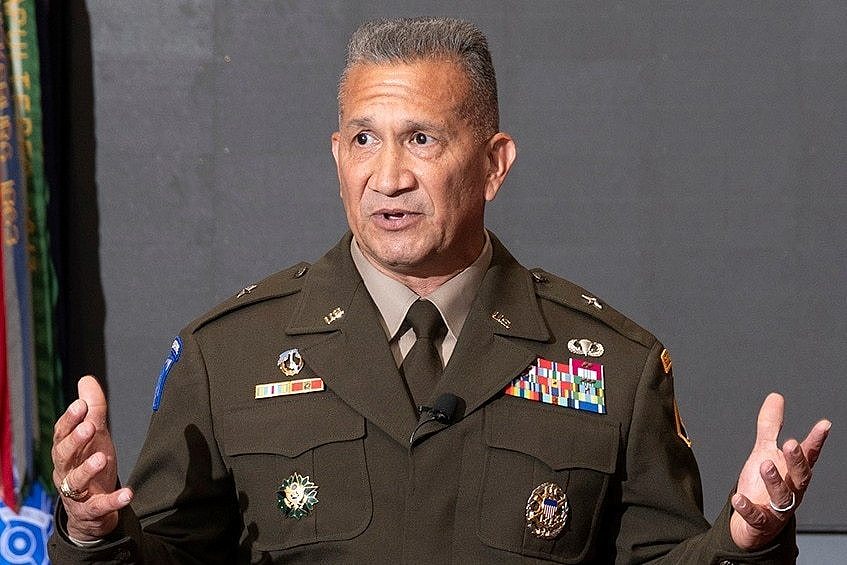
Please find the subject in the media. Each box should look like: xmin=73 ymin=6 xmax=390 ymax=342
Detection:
xmin=383 ymin=212 xmax=408 ymax=220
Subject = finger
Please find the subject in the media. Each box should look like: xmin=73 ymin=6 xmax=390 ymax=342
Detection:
xmin=51 ymin=419 xmax=96 ymax=476
xmin=78 ymin=375 xmax=109 ymax=428
xmin=732 ymin=493 xmax=778 ymax=532
xmin=52 ymin=399 xmax=88 ymax=444
xmin=66 ymin=488 xmax=134 ymax=539
xmin=754 ymin=392 xmax=784 ymax=449
xmin=759 ymin=460 xmax=793 ymax=519
xmin=800 ymin=419 xmax=831 ymax=468
xmin=64 ymin=451 xmax=110 ymax=501
xmin=782 ymin=439 xmax=812 ymax=493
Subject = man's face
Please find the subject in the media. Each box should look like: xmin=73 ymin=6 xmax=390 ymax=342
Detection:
xmin=332 ymin=59 xmax=514 ymax=281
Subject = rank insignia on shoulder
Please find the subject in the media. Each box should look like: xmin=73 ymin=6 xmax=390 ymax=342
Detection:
xmin=504 ymin=357 xmax=606 ymax=414
xmin=526 ymin=482 xmax=569 ymax=539
xmin=278 ymin=348 xmax=304 ymax=376
xmin=237 ymin=284 xmax=258 ymax=298
xmin=277 ymin=472 xmax=318 ymax=520
xmin=152 ymin=337 xmax=182 ymax=412
xmin=255 ymin=377 xmax=324 ymax=399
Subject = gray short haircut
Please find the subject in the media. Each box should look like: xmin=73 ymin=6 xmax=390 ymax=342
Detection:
xmin=339 ymin=17 xmax=499 ymax=139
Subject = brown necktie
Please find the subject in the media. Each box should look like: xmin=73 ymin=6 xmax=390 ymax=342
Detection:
xmin=400 ymin=300 xmax=447 ymax=408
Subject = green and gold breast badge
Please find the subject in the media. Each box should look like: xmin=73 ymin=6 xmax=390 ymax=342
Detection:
xmin=277 ymin=472 xmax=319 ymax=520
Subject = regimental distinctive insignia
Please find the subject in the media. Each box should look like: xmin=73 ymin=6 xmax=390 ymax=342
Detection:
xmin=324 ymin=307 xmax=344 ymax=325
xmin=237 ymin=284 xmax=258 ymax=298
xmin=504 ymin=357 xmax=606 ymax=414
xmin=277 ymin=472 xmax=318 ymax=520
xmin=152 ymin=337 xmax=183 ymax=412
xmin=277 ymin=348 xmax=304 ymax=376
xmin=526 ymin=482 xmax=569 ymax=539
xmin=660 ymin=348 xmax=673 ymax=374
xmin=567 ymin=338 xmax=604 ymax=358
xmin=255 ymin=377 xmax=324 ymax=399
xmin=491 ymin=311 xmax=511 ymax=329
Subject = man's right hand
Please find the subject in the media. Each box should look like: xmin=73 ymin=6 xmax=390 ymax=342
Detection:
xmin=51 ymin=376 xmax=134 ymax=541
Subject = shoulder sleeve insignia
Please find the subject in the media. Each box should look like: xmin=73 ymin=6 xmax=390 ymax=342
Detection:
xmin=152 ymin=337 xmax=182 ymax=412
xmin=660 ymin=348 xmax=672 ymax=375
xmin=673 ymin=399 xmax=692 ymax=448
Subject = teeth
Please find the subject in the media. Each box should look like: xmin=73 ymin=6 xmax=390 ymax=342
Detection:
xmin=384 ymin=212 xmax=405 ymax=219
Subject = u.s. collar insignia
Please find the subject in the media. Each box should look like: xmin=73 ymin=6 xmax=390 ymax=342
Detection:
xmin=526 ymin=482 xmax=569 ymax=539
xmin=567 ymin=338 xmax=604 ymax=357
xmin=277 ymin=472 xmax=318 ymax=520
xmin=278 ymin=348 xmax=304 ymax=376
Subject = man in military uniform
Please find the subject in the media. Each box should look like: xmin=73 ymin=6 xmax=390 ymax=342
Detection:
xmin=49 ymin=17 xmax=829 ymax=563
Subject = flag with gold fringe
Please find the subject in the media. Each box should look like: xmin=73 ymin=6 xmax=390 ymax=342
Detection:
xmin=0 ymin=0 xmax=60 ymax=563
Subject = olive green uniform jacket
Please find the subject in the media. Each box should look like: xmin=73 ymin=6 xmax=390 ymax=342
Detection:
xmin=49 ymin=233 xmax=796 ymax=564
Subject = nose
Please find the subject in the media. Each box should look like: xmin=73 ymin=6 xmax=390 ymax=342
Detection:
xmin=367 ymin=144 xmax=415 ymax=196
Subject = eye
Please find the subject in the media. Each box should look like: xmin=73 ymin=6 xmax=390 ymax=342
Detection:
xmin=412 ymin=132 xmax=430 ymax=145
xmin=355 ymin=132 xmax=371 ymax=145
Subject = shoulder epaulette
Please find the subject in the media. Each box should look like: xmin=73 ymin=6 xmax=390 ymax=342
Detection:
xmin=187 ymin=261 xmax=311 ymax=333
xmin=529 ymin=268 xmax=656 ymax=349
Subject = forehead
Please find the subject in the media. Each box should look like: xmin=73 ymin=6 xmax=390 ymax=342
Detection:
xmin=339 ymin=59 xmax=470 ymax=123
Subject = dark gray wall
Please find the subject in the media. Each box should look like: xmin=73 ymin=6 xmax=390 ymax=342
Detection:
xmin=86 ymin=0 xmax=845 ymax=540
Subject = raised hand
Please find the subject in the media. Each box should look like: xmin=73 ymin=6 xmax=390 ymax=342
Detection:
xmin=730 ymin=392 xmax=831 ymax=550
xmin=51 ymin=376 xmax=134 ymax=541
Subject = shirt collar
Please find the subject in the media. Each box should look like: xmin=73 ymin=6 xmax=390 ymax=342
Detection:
xmin=350 ymin=233 xmax=493 ymax=342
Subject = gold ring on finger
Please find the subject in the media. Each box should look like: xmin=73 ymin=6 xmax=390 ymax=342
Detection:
xmin=60 ymin=475 xmax=88 ymax=501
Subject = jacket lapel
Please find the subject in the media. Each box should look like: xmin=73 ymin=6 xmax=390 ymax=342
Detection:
xmin=436 ymin=234 xmax=551 ymax=419
xmin=286 ymin=232 xmax=553 ymax=445
xmin=286 ymin=233 xmax=418 ymax=446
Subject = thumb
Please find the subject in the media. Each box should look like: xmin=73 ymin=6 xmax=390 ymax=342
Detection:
xmin=78 ymin=375 xmax=109 ymax=426
xmin=755 ymin=392 xmax=784 ymax=449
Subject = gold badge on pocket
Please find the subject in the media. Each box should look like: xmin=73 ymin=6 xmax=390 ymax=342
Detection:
xmin=526 ymin=482 xmax=569 ymax=539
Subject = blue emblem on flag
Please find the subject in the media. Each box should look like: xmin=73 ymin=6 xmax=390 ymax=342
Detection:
xmin=152 ymin=336 xmax=183 ymax=412
xmin=0 ymin=482 xmax=53 ymax=565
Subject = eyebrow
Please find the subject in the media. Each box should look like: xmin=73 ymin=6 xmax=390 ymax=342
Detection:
xmin=342 ymin=116 xmax=449 ymax=136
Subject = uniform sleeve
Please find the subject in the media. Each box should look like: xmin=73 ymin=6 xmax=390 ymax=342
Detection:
xmin=613 ymin=341 xmax=797 ymax=564
xmin=48 ymin=330 xmax=241 ymax=564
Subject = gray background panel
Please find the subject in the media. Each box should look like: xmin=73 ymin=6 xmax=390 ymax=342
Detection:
xmin=85 ymin=0 xmax=845 ymax=543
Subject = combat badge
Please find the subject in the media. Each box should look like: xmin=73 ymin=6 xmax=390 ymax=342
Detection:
xmin=278 ymin=348 xmax=304 ymax=376
xmin=526 ymin=482 xmax=569 ymax=539
xmin=277 ymin=472 xmax=319 ymax=520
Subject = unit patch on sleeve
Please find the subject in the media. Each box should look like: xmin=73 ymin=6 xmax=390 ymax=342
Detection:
xmin=152 ymin=337 xmax=183 ymax=412
xmin=504 ymin=357 xmax=606 ymax=414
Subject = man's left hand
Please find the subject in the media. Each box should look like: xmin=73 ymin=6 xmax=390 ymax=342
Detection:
xmin=730 ymin=392 xmax=831 ymax=550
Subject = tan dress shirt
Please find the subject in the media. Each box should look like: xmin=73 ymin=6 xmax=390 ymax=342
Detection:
xmin=350 ymin=233 xmax=492 ymax=368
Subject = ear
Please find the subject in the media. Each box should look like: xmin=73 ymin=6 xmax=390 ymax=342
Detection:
xmin=331 ymin=132 xmax=342 ymax=197
xmin=483 ymin=132 xmax=517 ymax=202
xmin=331 ymin=131 xmax=341 ymax=165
